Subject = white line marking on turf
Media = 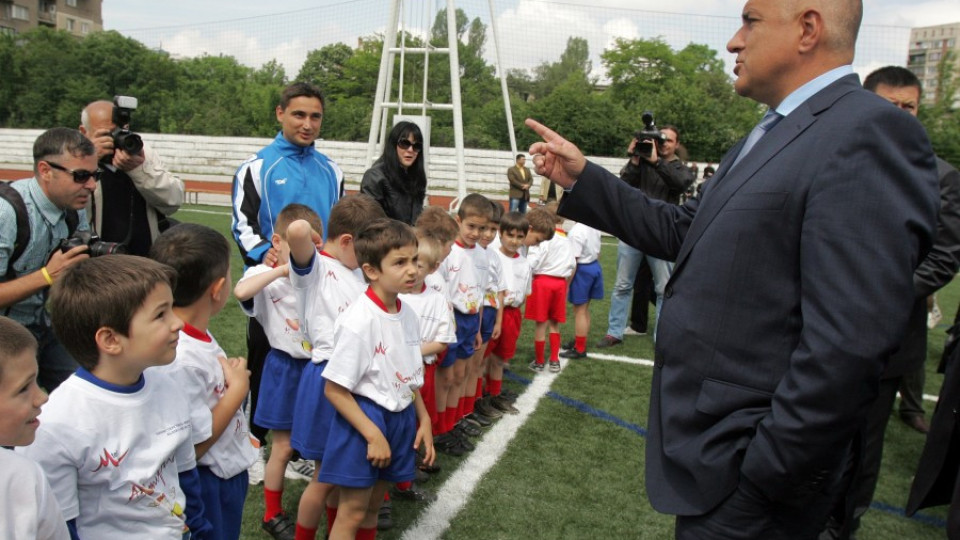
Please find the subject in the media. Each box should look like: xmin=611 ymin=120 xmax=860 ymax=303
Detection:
xmin=401 ymin=361 xmax=565 ymax=540
xmin=178 ymin=208 xmax=232 ymax=216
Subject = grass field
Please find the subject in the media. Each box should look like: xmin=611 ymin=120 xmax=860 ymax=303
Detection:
xmin=177 ymin=204 xmax=952 ymax=539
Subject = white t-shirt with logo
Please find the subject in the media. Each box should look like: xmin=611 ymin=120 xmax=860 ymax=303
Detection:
xmin=496 ymin=249 xmax=533 ymax=308
xmin=237 ymin=264 xmax=312 ymax=358
xmin=483 ymin=245 xmax=507 ymax=309
xmin=399 ymin=285 xmax=457 ymax=364
xmin=438 ymin=241 xmax=489 ymax=314
xmin=153 ymin=327 xmax=257 ymax=479
xmin=19 ymin=371 xmax=196 ymax=539
xmin=527 ymin=228 xmax=576 ymax=278
xmin=322 ymin=290 xmax=424 ymax=412
xmin=290 ymin=252 xmax=366 ymax=363
xmin=568 ymin=223 xmax=602 ymax=264
xmin=0 ymin=448 xmax=69 ymax=540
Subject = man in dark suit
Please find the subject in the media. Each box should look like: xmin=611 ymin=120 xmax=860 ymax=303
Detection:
xmin=506 ymin=154 xmax=532 ymax=213
xmin=525 ymin=0 xmax=940 ymax=537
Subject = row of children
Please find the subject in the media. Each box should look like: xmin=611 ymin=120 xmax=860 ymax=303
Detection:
xmin=2 ymin=191 xmax=604 ymax=540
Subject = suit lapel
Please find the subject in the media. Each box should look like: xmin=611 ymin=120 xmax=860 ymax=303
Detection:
xmin=671 ymin=75 xmax=862 ymax=274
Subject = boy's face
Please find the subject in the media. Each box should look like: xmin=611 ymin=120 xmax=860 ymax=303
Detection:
xmin=119 ymin=283 xmax=183 ymax=368
xmin=480 ymin=222 xmax=499 ymax=248
xmin=456 ymin=215 xmax=488 ymax=248
xmin=0 ymin=348 xmax=47 ymax=446
xmin=500 ymin=228 xmax=526 ymax=255
xmin=524 ymin=230 xmax=547 ymax=247
xmin=364 ymin=244 xmax=419 ymax=296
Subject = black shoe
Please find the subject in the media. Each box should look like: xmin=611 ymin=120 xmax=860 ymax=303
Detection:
xmin=457 ymin=420 xmax=482 ymax=437
xmin=901 ymin=415 xmax=930 ymax=434
xmin=595 ymin=335 xmax=623 ymax=348
xmin=528 ymin=360 xmax=545 ymax=373
xmin=417 ymin=452 xmax=441 ymax=474
xmin=549 ymin=361 xmax=561 ymax=373
xmin=474 ymin=397 xmax=503 ymax=419
xmin=465 ymin=411 xmax=492 ymax=428
xmin=491 ymin=394 xmax=520 ymax=414
xmin=500 ymin=388 xmax=519 ymax=402
xmin=262 ymin=513 xmax=296 ymax=540
xmin=392 ymin=483 xmax=438 ymax=503
xmin=435 ymin=434 xmax=465 ymax=456
xmin=559 ymin=348 xmax=587 ymax=359
xmin=377 ymin=498 xmax=393 ymax=530
xmin=561 ymin=339 xmax=576 ymax=350
xmin=451 ymin=427 xmax=476 ymax=450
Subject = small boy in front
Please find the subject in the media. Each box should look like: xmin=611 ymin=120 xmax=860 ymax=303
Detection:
xmin=20 ymin=255 xmax=212 ymax=539
xmin=525 ymin=204 xmax=574 ymax=372
xmin=150 ymin=223 xmax=257 ymax=540
xmin=319 ymin=218 xmax=435 ymax=540
xmin=560 ymin=220 xmax=604 ymax=359
xmin=0 ymin=316 xmax=69 ymax=540
xmin=471 ymin=201 xmax=507 ymax=422
xmin=233 ymin=204 xmax=318 ymax=540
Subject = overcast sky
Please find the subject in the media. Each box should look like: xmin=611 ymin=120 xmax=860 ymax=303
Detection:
xmin=102 ymin=0 xmax=960 ymax=80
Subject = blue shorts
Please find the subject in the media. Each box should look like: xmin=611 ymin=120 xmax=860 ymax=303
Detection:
xmin=290 ymin=361 xmax=335 ymax=462
xmin=568 ymin=261 xmax=604 ymax=305
xmin=196 ymin=466 xmax=248 ymax=540
xmin=318 ymin=395 xmax=417 ymax=488
xmin=479 ymin=307 xmax=498 ymax=343
xmin=253 ymin=349 xmax=308 ymax=431
xmin=450 ymin=311 xmax=481 ymax=362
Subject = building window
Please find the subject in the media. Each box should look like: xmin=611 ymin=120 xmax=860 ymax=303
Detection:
xmin=930 ymin=51 xmax=942 ymax=61
xmin=81 ymin=22 xmax=90 ymax=34
xmin=66 ymin=18 xmax=74 ymax=31
xmin=66 ymin=0 xmax=77 ymax=6
xmin=11 ymin=4 xmax=29 ymax=20
xmin=0 ymin=26 xmax=15 ymax=36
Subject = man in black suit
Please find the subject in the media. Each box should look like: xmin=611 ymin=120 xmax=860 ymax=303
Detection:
xmin=525 ymin=0 xmax=940 ymax=537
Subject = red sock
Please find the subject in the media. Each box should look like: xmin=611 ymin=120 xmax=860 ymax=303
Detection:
xmin=549 ymin=332 xmax=561 ymax=361
xmin=357 ymin=527 xmax=377 ymax=540
xmin=423 ymin=363 xmax=438 ymax=427
xmin=263 ymin=487 xmax=283 ymax=522
xmin=575 ymin=335 xmax=587 ymax=353
xmin=396 ymin=480 xmax=412 ymax=491
xmin=489 ymin=378 xmax=502 ymax=396
xmin=434 ymin=407 xmax=446 ymax=435
xmin=325 ymin=506 xmax=337 ymax=537
xmin=457 ymin=396 xmax=466 ymax=419
xmin=476 ymin=377 xmax=484 ymax=397
xmin=466 ymin=393 xmax=476 ymax=414
xmin=535 ymin=340 xmax=545 ymax=364
xmin=295 ymin=524 xmax=318 ymax=540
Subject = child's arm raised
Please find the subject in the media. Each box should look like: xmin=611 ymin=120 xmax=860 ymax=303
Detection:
xmin=324 ymin=381 xmax=391 ymax=468
xmin=233 ymin=264 xmax=289 ymax=302
xmin=195 ymin=356 xmax=250 ymax=460
xmin=287 ymin=219 xmax=322 ymax=268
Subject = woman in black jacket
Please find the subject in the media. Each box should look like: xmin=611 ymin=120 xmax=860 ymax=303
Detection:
xmin=360 ymin=121 xmax=427 ymax=225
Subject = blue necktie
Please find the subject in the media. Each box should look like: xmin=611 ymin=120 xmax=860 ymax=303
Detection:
xmin=731 ymin=110 xmax=783 ymax=169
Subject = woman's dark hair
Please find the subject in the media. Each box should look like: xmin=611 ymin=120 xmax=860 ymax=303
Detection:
xmin=380 ymin=121 xmax=427 ymax=196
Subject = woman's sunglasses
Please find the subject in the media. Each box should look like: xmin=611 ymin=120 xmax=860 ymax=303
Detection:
xmin=397 ymin=140 xmax=423 ymax=152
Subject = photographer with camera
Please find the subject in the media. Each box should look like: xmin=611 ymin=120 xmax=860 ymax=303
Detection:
xmin=0 ymin=128 xmax=98 ymax=391
xmin=595 ymin=114 xmax=693 ymax=349
xmin=79 ymin=98 xmax=184 ymax=256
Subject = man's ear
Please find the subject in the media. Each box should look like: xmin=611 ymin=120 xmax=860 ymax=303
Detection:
xmin=797 ymin=9 xmax=823 ymax=54
xmin=95 ymin=326 xmax=123 ymax=356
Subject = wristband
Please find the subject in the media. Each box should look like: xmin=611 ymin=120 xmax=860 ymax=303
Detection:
xmin=41 ymin=267 xmax=54 ymax=286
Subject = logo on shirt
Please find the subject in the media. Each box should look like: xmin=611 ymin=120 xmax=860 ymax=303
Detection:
xmin=275 ymin=177 xmax=287 ymax=185
xmin=447 ymin=265 xmax=461 ymax=273
xmin=92 ymin=448 xmax=130 ymax=472
xmin=395 ymin=371 xmax=412 ymax=384
xmin=374 ymin=342 xmax=388 ymax=357
xmin=327 ymin=270 xmax=338 ymax=281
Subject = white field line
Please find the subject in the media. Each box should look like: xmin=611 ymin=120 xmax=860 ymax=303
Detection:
xmin=401 ymin=360 xmax=566 ymax=540
xmin=178 ymin=207 xmax=232 ymax=216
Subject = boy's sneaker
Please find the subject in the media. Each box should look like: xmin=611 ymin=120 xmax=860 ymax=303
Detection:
xmin=559 ymin=348 xmax=587 ymax=359
xmin=464 ymin=411 xmax=492 ymax=428
xmin=474 ymin=397 xmax=503 ymax=419
xmin=500 ymin=388 xmax=519 ymax=402
xmin=457 ymin=420 xmax=482 ymax=437
xmin=391 ymin=483 xmax=438 ymax=503
xmin=595 ymin=335 xmax=623 ymax=348
xmin=549 ymin=361 xmax=561 ymax=373
xmin=262 ymin=513 xmax=296 ymax=540
xmin=491 ymin=394 xmax=520 ymax=414
xmin=377 ymin=498 xmax=393 ymax=530
xmin=434 ymin=433 xmax=465 ymax=456
xmin=528 ymin=361 xmax=545 ymax=373
xmin=284 ymin=458 xmax=315 ymax=481
xmin=561 ymin=339 xmax=576 ymax=350
xmin=248 ymin=446 xmax=265 ymax=485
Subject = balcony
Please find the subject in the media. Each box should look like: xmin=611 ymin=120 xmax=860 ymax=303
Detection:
xmin=37 ymin=2 xmax=55 ymax=25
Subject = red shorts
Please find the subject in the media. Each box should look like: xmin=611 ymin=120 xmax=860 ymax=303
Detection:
xmin=487 ymin=306 xmax=522 ymax=360
xmin=524 ymin=275 xmax=567 ymax=323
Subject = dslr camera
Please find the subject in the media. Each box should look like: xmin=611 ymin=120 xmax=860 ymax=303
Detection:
xmin=59 ymin=231 xmax=127 ymax=257
xmin=110 ymin=95 xmax=144 ymax=156
xmin=632 ymin=111 xmax=667 ymax=158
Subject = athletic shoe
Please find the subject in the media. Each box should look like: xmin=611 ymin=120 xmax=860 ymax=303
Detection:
xmin=491 ymin=394 xmax=520 ymax=414
xmin=434 ymin=433 xmax=466 ymax=456
xmin=261 ymin=513 xmax=296 ymax=540
xmin=549 ymin=361 xmax=561 ymax=373
xmin=391 ymin=484 xmax=438 ymax=503
xmin=595 ymin=335 xmax=623 ymax=348
xmin=623 ymin=327 xmax=647 ymax=336
xmin=465 ymin=411 xmax=493 ymax=427
xmin=559 ymin=348 xmax=587 ymax=359
xmin=247 ymin=446 xmax=265 ymax=485
xmin=377 ymin=498 xmax=393 ymax=530
xmin=457 ymin=420 xmax=482 ymax=437
xmin=474 ymin=397 xmax=503 ymax=419
xmin=284 ymin=458 xmax=315 ymax=481
xmin=528 ymin=361 xmax=545 ymax=373
xmin=561 ymin=339 xmax=576 ymax=350
xmin=499 ymin=388 xmax=519 ymax=402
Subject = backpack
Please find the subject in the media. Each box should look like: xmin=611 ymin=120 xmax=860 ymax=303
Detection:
xmin=0 ymin=180 xmax=79 ymax=280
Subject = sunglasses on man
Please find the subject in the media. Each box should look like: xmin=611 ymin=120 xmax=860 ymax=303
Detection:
xmin=45 ymin=160 xmax=103 ymax=183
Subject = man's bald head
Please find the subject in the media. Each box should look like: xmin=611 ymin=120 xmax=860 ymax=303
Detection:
xmin=783 ymin=0 xmax=862 ymax=59
xmin=80 ymin=100 xmax=114 ymax=133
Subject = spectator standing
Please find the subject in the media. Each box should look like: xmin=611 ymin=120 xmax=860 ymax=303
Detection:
xmin=361 ymin=121 xmax=427 ymax=225
xmin=506 ymin=154 xmax=533 ymax=213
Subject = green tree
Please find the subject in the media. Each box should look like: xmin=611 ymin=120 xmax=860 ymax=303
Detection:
xmin=533 ymin=37 xmax=593 ymax=98
xmin=296 ymin=43 xmax=353 ymax=92
xmin=526 ymin=76 xmax=629 ymax=157
xmin=920 ymin=51 xmax=960 ymax=166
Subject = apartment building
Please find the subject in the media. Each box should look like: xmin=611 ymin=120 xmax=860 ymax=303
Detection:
xmin=0 ymin=0 xmax=102 ymax=37
xmin=908 ymin=22 xmax=960 ymax=106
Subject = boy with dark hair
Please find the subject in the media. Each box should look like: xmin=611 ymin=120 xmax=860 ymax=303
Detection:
xmin=150 ymin=223 xmax=256 ymax=540
xmin=560 ymin=220 xmax=604 ymax=359
xmin=21 ymin=255 xmax=212 ymax=539
xmin=434 ymin=194 xmax=492 ymax=455
xmin=472 ymin=201 xmax=507 ymax=422
xmin=0 ymin=316 xmax=69 ymax=540
xmin=319 ymin=218 xmax=435 ymax=540
xmin=525 ymin=203 xmax=575 ymax=372
xmin=233 ymin=204 xmax=320 ymax=540
xmin=289 ymin=194 xmax=387 ymax=540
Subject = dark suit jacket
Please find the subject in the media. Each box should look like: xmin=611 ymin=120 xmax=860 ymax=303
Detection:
xmin=558 ymin=74 xmax=939 ymax=515
xmin=507 ymin=165 xmax=532 ymax=200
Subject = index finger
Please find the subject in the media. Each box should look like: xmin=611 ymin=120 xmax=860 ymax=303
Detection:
xmin=524 ymin=118 xmax=560 ymax=142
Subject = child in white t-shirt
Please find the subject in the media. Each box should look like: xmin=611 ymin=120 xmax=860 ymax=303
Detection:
xmin=20 ymin=255 xmax=211 ymax=539
xmin=319 ymin=218 xmax=435 ymax=540
xmin=150 ymin=223 xmax=256 ymax=540
xmin=560 ymin=221 xmax=604 ymax=359
xmin=0 ymin=316 xmax=68 ymax=540
xmin=525 ymin=204 xmax=575 ymax=372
